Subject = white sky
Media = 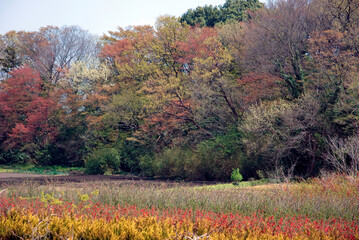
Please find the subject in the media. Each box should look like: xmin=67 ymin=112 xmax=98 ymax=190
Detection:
xmin=0 ymin=0 xmax=266 ymax=36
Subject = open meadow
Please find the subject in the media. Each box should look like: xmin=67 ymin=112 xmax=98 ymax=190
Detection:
xmin=0 ymin=173 xmax=358 ymax=239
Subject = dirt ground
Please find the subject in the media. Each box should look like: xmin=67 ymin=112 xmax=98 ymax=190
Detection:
xmin=0 ymin=172 xmax=154 ymax=187
xmin=0 ymin=173 xmax=218 ymax=187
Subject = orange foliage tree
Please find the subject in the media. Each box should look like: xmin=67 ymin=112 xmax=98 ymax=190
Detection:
xmin=0 ymin=65 xmax=58 ymax=150
xmin=238 ymin=72 xmax=283 ymax=107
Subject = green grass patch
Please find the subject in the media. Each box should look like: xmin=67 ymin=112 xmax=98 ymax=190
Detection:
xmin=192 ymin=179 xmax=269 ymax=190
xmin=0 ymin=168 xmax=16 ymax=173
xmin=0 ymin=164 xmax=85 ymax=175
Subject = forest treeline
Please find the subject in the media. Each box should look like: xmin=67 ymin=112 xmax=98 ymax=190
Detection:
xmin=0 ymin=0 xmax=358 ymax=180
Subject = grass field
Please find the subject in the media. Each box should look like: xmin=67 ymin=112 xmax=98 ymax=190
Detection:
xmin=0 ymin=164 xmax=84 ymax=175
xmin=0 ymin=174 xmax=358 ymax=239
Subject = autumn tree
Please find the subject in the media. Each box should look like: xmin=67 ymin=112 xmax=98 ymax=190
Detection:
xmin=238 ymin=72 xmax=283 ymax=108
xmin=101 ymin=25 xmax=158 ymax=86
xmin=304 ymin=0 xmax=359 ymax=137
xmin=101 ymin=17 xmax=242 ymax=153
xmin=13 ymin=26 xmax=99 ymax=84
xmin=0 ymin=32 xmax=23 ymax=74
xmin=308 ymin=30 xmax=358 ymax=103
xmin=325 ymin=0 xmax=359 ymax=34
xmin=216 ymin=20 xmax=247 ymax=76
xmin=187 ymin=30 xmax=240 ymax=135
xmin=102 ymin=19 xmax=189 ymax=121
xmin=139 ymin=25 xmax=240 ymax=146
xmin=241 ymin=0 xmax=311 ymax=99
xmin=0 ymin=66 xmax=58 ymax=161
xmin=50 ymin=60 xmax=113 ymax=165
xmin=139 ymin=99 xmax=192 ymax=151
xmin=100 ymin=21 xmax=183 ymax=137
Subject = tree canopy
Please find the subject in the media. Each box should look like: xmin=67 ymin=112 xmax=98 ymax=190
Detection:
xmin=180 ymin=0 xmax=263 ymax=27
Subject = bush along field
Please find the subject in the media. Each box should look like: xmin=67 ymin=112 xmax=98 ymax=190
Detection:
xmin=1 ymin=174 xmax=358 ymax=239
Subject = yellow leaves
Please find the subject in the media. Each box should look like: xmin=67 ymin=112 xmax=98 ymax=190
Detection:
xmin=191 ymin=40 xmax=233 ymax=84
xmin=126 ymin=137 xmax=142 ymax=143
xmin=241 ymin=99 xmax=293 ymax=134
xmin=155 ymin=15 xmax=189 ymax=43
xmin=0 ymin=209 xmax=354 ymax=240
xmin=91 ymin=190 xmax=99 ymax=196
xmin=139 ymin=75 xmax=187 ymax=115
xmin=78 ymin=193 xmax=89 ymax=202
xmin=114 ymin=56 xmax=158 ymax=84
xmin=1 ymin=210 xmax=168 ymax=240
xmin=62 ymin=60 xmax=111 ymax=94
xmin=40 ymin=192 xmax=62 ymax=207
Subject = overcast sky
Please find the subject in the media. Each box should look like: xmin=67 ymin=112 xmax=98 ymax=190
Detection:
xmin=0 ymin=0 xmax=266 ymax=36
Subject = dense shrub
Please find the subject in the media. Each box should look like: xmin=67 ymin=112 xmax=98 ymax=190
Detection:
xmin=147 ymin=129 xmax=245 ymax=181
xmin=152 ymin=147 xmax=192 ymax=180
xmin=231 ymin=168 xmax=243 ymax=183
xmin=240 ymin=94 xmax=328 ymax=177
xmin=0 ymin=150 xmax=30 ymax=165
xmin=139 ymin=154 xmax=156 ymax=177
xmin=85 ymin=148 xmax=121 ymax=175
xmin=324 ymin=136 xmax=359 ymax=176
xmin=191 ymin=130 xmax=245 ymax=181
xmin=115 ymin=139 xmax=151 ymax=173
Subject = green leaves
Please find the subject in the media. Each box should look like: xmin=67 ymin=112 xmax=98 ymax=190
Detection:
xmin=85 ymin=148 xmax=121 ymax=175
xmin=231 ymin=168 xmax=243 ymax=183
xmin=180 ymin=0 xmax=263 ymax=27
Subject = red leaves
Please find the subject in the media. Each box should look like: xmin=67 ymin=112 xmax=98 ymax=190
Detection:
xmin=308 ymin=30 xmax=357 ymax=76
xmin=100 ymin=26 xmax=156 ymax=65
xmin=238 ymin=72 xmax=282 ymax=106
xmin=0 ymin=65 xmax=58 ymax=149
xmin=176 ymin=27 xmax=218 ymax=67
xmin=140 ymin=98 xmax=192 ymax=149
xmin=143 ymin=99 xmax=191 ymax=133
xmin=100 ymin=25 xmax=221 ymax=76
xmin=100 ymin=38 xmax=133 ymax=64
xmin=1 ymin=197 xmax=358 ymax=239
xmin=7 ymin=123 xmax=31 ymax=144
xmin=309 ymin=30 xmax=351 ymax=67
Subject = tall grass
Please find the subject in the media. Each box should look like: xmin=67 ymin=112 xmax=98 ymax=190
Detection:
xmin=4 ymin=174 xmax=359 ymax=221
